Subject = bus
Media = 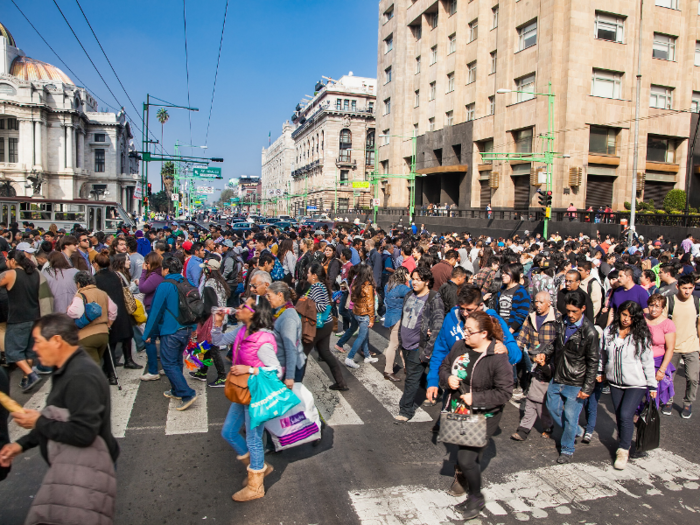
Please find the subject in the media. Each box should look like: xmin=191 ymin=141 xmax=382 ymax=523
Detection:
xmin=0 ymin=197 xmax=135 ymax=233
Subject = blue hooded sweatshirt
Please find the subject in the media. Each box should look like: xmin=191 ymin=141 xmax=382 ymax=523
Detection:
xmin=427 ymin=306 xmax=522 ymax=389
xmin=142 ymin=273 xmax=196 ymax=340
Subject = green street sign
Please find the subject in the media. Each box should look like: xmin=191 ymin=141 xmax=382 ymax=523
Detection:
xmin=352 ymin=181 xmax=370 ymax=188
xmin=193 ymin=167 xmax=222 ymax=179
xmin=194 ymin=200 xmax=202 ymax=204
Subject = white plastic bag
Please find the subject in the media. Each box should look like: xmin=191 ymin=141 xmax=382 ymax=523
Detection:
xmin=264 ymin=383 xmax=321 ymax=451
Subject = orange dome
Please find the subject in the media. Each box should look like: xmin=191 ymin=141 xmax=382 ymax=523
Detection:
xmin=0 ymin=21 xmax=15 ymax=48
xmin=10 ymin=56 xmax=74 ymax=85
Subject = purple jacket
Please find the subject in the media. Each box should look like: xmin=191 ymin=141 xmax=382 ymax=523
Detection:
xmin=138 ymin=267 xmax=164 ymax=311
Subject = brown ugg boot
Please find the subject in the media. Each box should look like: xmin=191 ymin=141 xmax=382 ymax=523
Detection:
xmin=237 ymin=452 xmax=250 ymax=467
xmin=241 ymin=462 xmax=274 ymax=487
xmin=233 ymin=466 xmax=266 ymax=502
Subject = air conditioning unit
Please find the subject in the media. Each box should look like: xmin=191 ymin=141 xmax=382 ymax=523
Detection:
xmin=489 ymin=171 xmax=499 ymax=189
xmin=568 ymin=167 xmax=582 ymax=187
xmin=637 ymin=172 xmax=645 ymax=192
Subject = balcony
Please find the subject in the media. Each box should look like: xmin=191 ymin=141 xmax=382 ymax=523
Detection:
xmin=336 ymin=151 xmax=356 ymax=168
xmin=291 ymin=159 xmax=322 ymax=178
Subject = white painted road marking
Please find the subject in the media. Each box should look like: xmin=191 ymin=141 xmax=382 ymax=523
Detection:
xmin=165 ymin=373 xmax=208 ymax=435
xmin=349 ymin=449 xmax=700 ymax=524
xmin=110 ymin=353 xmax=146 ymax=438
xmin=8 ymin=379 xmax=52 ymax=442
xmin=302 ymin=356 xmax=364 ymax=426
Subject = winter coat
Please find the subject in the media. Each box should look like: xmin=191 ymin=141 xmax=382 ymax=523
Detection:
xmin=273 ymin=306 xmax=304 ymax=380
xmin=599 ymin=327 xmax=658 ymax=390
xmin=438 ymin=280 xmax=459 ymax=314
xmin=438 ymin=339 xmax=514 ymax=411
xmin=142 ymin=273 xmax=196 ymax=340
xmin=495 ymin=284 xmax=531 ymax=336
xmin=367 ymin=249 xmax=383 ymax=288
xmin=24 ymin=405 xmax=116 ymax=525
xmin=430 ymin=260 xmax=453 ymax=291
xmin=397 ymin=290 xmax=445 ymax=363
xmin=352 ymin=281 xmax=376 ymax=322
xmin=138 ymin=268 xmax=164 ymax=311
xmin=94 ymin=269 xmax=131 ymax=343
xmin=42 ymin=268 xmax=79 ymax=314
xmin=136 ymin=237 xmax=152 ymax=258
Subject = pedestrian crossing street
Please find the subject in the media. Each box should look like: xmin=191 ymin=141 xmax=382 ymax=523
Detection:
xmin=9 ymin=328 xmax=429 ymax=441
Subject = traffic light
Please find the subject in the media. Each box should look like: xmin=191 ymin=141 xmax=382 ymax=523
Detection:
xmin=537 ymin=189 xmax=546 ymax=208
xmin=545 ymin=190 xmax=552 ymax=207
xmin=147 ymin=183 xmax=152 ymax=196
xmin=210 ymin=157 xmax=224 ymax=162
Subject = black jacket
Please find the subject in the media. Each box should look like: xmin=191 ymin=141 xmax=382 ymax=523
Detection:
xmin=16 ymin=349 xmax=119 ymax=465
xmin=543 ymin=316 xmax=600 ymax=395
xmin=438 ymin=280 xmax=459 ymax=314
xmin=397 ymin=290 xmax=445 ymax=363
xmin=438 ymin=340 xmax=514 ymax=411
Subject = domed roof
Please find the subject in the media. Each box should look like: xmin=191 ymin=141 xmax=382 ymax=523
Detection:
xmin=10 ymin=56 xmax=74 ymax=85
xmin=0 ymin=22 xmax=16 ymax=48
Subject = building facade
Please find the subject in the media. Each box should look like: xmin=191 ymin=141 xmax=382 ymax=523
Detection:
xmin=289 ymin=73 xmax=376 ymax=216
xmin=261 ymin=121 xmax=294 ymax=216
xmin=376 ymin=0 xmax=700 ymax=213
xmin=0 ymin=22 xmax=140 ymax=213
xmin=237 ymin=175 xmax=261 ymax=215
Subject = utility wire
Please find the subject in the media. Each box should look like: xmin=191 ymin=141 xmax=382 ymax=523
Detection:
xmin=205 ymin=0 xmax=229 ymax=147
xmin=183 ymin=0 xmax=193 ymax=145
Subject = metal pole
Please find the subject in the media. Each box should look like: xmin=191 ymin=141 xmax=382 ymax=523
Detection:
xmin=373 ymin=140 xmax=379 ymax=224
xmin=140 ymin=99 xmax=147 ymax=222
xmin=145 ymin=94 xmax=150 ymax=219
xmin=544 ymin=83 xmax=554 ymax=240
xmin=629 ymin=0 xmax=644 ymax=244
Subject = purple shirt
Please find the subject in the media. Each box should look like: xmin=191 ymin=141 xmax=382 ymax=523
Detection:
xmin=610 ymin=284 xmax=649 ymax=313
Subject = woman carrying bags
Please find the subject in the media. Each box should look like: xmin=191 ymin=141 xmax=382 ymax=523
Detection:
xmin=645 ymin=294 xmax=676 ymax=414
xmin=599 ymin=300 xmax=658 ymax=470
xmin=438 ymin=311 xmax=513 ymax=520
xmin=212 ymin=296 xmax=280 ymax=502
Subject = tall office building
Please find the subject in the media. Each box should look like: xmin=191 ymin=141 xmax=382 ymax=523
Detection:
xmin=376 ymin=0 xmax=700 ymax=212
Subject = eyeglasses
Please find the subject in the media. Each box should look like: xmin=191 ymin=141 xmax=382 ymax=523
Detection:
xmin=241 ymin=304 xmax=255 ymax=314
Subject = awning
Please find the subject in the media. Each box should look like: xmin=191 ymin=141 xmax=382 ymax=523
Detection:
xmin=416 ymin=164 xmax=468 ymax=175
xmin=587 ymin=164 xmax=617 ymax=176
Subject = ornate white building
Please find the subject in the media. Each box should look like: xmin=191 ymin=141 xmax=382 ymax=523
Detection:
xmin=0 ymin=22 xmax=139 ymax=212
xmin=261 ymin=121 xmax=294 ymax=216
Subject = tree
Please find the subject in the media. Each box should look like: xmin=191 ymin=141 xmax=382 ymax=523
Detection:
xmin=156 ymin=108 xmax=169 ymax=190
xmin=663 ymin=189 xmax=686 ymax=213
xmin=217 ymin=188 xmax=235 ymax=206
xmin=150 ymin=190 xmax=170 ymax=213
xmin=161 ymin=161 xmax=175 ymax=191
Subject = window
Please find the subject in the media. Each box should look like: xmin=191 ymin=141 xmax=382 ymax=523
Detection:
xmin=336 ymin=99 xmax=342 ymax=110
xmin=94 ymin=133 xmax=106 ymax=142
xmin=4 ymin=117 xmax=18 ymax=130
xmin=650 ymin=85 xmax=673 ymax=109
xmin=449 ymin=0 xmax=457 ymax=16
xmin=416 ymin=56 xmax=421 ymax=74
xmin=431 ymin=46 xmax=438 ymax=64
xmin=490 ymin=51 xmax=497 ymax=73
xmin=693 ymin=91 xmax=700 ymax=113
xmin=381 ymin=160 xmax=389 ymax=175
xmin=411 ymin=24 xmax=422 ymax=41
xmin=518 ymin=20 xmax=537 ymax=51
xmin=488 ymin=96 xmax=495 ymax=115
xmin=655 ymin=0 xmax=678 ymax=9
xmin=492 ymin=6 xmax=499 ymax=29
xmin=429 ymin=11 xmax=438 ymax=29
xmin=351 ymin=100 xmax=356 ymax=111
xmin=339 ymin=129 xmax=352 ymax=162
xmin=469 ymin=19 xmax=478 ymax=42
xmin=384 ymin=98 xmax=391 ymax=115
xmin=0 ymin=138 xmax=3 ymax=162
xmin=366 ymin=130 xmax=375 ymax=166
xmin=647 ymin=135 xmax=677 ymax=163
xmin=447 ymin=72 xmax=455 ymax=92
xmin=449 ymin=33 xmax=457 ymax=54
xmin=516 ymin=74 xmax=536 ymax=102
xmin=95 ymin=149 xmax=105 ymax=172
xmin=385 ymin=66 xmax=392 ymax=84
xmin=467 ymin=62 xmax=477 ymax=84
xmin=430 ymin=82 xmax=436 ymax=101
xmin=514 ymin=128 xmax=533 ymax=153
xmin=446 ymin=111 xmax=454 ymax=126
xmin=368 ymin=101 xmax=374 ymax=113
xmin=384 ymin=5 xmax=394 ymax=23
xmin=589 ymin=126 xmax=617 ymax=155
xmin=344 ymin=99 xmax=350 ymax=110
xmin=480 ymin=139 xmax=494 ymax=164
xmin=591 ymin=69 xmax=622 ymax=99
xmin=415 ymin=90 xmax=420 ymax=107
xmin=595 ymin=12 xmax=624 ymax=43
xmin=653 ymin=33 xmax=676 ymax=61
xmin=382 ymin=129 xmax=390 ymax=146
xmin=384 ymin=34 xmax=393 ymax=53
xmin=466 ymin=103 xmax=475 ymax=121
xmin=8 ymin=138 xmax=18 ymax=163
xmin=429 ymin=118 xmax=435 ymax=131
xmin=696 ymin=42 xmax=700 ymax=66
xmin=340 ymin=170 xmax=349 ymax=183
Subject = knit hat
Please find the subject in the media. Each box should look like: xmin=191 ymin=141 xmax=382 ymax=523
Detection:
xmin=135 ymin=230 xmax=144 ymax=238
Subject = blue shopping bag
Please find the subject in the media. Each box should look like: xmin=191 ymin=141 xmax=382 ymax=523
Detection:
xmin=248 ymin=369 xmax=301 ymax=429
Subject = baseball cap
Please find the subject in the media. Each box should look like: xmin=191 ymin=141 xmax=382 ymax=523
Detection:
xmin=201 ymin=258 xmax=221 ymax=270
xmin=223 ymin=239 xmax=234 ymax=248
xmin=16 ymin=242 xmax=36 ymax=254
xmin=182 ymin=241 xmax=193 ymax=251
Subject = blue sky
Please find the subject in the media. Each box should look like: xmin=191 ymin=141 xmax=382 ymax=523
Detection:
xmin=4 ymin=0 xmax=379 ymax=194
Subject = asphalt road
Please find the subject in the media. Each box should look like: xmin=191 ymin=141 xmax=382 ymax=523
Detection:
xmin=1 ymin=325 xmax=699 ymax=525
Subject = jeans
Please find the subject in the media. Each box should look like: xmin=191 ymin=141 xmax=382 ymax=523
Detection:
xmin=132 ymin=325 xmax=146 ymax=351
xmin=222 ymin=402 xmax=265 ymax=470
xmin=347 ymin=315 xmax=370 ymax=360
xmin=336 ymin=314 xmax=359 ymax=348
xmin=144 ymin=337 xmax=160 ymax=375
xmin=610 ymin=386 xmax=647 ymax=450
xmin=399 ymin=348 xmax=427 ymax=419
xmin=546 ymin=382 xmax=584 ymax=455
xmin=338 ymin=291 xmax=352 ymax=330
xmin=670 ymin=351 xmax=700 ymax=406
xmin=160 ymin=329 xmax=195 ymax=399
xmin=582 ymin=381 xmax=604 ymax=434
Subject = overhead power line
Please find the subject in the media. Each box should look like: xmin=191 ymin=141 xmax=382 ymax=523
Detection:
xmin=183 ymin=0 xmax=193 ymax=145
xmin=205 ymin=0 xmax=230 ymax=147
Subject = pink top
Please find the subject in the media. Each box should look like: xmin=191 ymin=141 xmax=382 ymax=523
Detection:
xmin=647 ymin=318 xmax=676 ymax=358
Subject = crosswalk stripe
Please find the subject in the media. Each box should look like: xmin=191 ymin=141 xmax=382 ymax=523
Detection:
xmin=110 ymin=353 xmax=146 ymax=439
xmin=8 ymin=378 xmax=52 ymax=442
xmin=331 ymin=332 xmax=432 ymax=423
xmin=165 ymin=374 xmax=208 ymax=435
xmin=302 ymin=356 xmax=363 ymax=426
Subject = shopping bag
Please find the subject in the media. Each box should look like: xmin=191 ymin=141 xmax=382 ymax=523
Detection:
xmin=635 ymin=400 xmax=661 ymax=453
xmin=264 ymin=383 xmax=322 ymax=451
xmin=248 ymin=369 xmax=300 ymax=429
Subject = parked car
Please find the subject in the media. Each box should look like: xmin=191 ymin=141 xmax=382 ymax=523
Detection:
xmin=230 ymin=222 xmax=256 ymax=236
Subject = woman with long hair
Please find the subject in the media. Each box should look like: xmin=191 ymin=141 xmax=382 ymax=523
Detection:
xmin=495 ymin=263 xmax=530 ymax=337
xmin=111 ymin=253 xmax=139 ymax=295
xmin=343 ymin=263 xmax=377 ymax=369
xmin=382 ymin=266 xmax=410 ymax=381
xmin=139 ymin=252 xmax=164 ymax=380
xmin=294 ymin=238 xmax=314 ymax=295
xmin=212 ymin=296 xmax=279 ymax=502
xmin=322 ymin=244 xmax=341 ymax=292
xmin=599 ymin=300 xmax=657 ymax=470
xmin=42 ymin=251 xmax=79 ymax=313
xmin=479 ymin=246 xmax=494 ymax=269
xmin=645 ymin=294 xmax=676 ymax=415
xmin=438 ymin=311 xmax=513 ymax=520
xmin=277 ymin=239 xmax=297 ymax=285
xmin=335 ymin=263 xmax=362 ymax=352
xmin=191 ymin=258 xmax=230 ymax=387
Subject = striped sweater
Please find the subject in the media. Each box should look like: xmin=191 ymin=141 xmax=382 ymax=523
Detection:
xmin=599 ymin=327 xmax=658 ymax=390
xmin=495 ymin=284 xmax=531 ymax=336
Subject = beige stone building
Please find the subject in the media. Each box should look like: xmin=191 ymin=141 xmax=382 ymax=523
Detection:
xmin=261 ymin=121 xmax=294 ymax=216
xmin=289 ymin=74 xmax=376 ymax=216
xmin=376 ymin=0 xmax=700 ymax=213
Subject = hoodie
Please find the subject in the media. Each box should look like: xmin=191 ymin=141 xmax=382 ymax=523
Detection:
xmin=427 ymin=306 xmax=522 ymax=389
xmin=142 ymin=273 xmax=196 ymax=339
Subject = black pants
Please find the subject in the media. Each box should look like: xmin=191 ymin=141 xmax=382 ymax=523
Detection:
xmin=456 ymin=410 xmax=503 ymax=498
xmin=200 ymin=344 xmax=226 ymax=379
xmin=302 ymin=322 xmax=346 ymax=388
xmin=399 ymin=348 xmax=427 ymax=418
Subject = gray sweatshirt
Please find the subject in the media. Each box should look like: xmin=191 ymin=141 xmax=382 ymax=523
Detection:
xmin=599 ymin=327 xmax=658 ymax=390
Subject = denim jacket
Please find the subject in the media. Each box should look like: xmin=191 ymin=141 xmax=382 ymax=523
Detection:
xmin=383 ymin=283 xmax=411 ymax=328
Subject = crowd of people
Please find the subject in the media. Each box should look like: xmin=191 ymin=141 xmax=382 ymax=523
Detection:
xmin=0 ymin=215 xmax=697 ymax=522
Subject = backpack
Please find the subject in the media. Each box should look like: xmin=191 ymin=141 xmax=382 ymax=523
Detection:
xmin=167 ymin=280 xmax=206 ymax=325
xmin=75 ymin=293 xmax=103 ymax=329
xmin=667 ymin=295 xmax=700 ymax=320
xmin=270 ymin=257 xmax=285 ymax=282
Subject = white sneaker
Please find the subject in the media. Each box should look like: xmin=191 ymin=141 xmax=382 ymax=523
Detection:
xmin=140 ymin=373 xmax=161 ymax=381
xmin=364 ymin=357 xmax=378 ymax=364
xmin=613 ymin=448 xmax=629 ymax=470
xmin=344 ymin=358 xmax=360 ymax=369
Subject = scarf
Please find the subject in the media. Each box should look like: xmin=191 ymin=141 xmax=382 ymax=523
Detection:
xmin=274 ymin=301 xmax=295 ymax=319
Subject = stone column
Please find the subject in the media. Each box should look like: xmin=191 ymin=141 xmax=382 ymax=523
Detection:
xmin=78 ymin=131 xmax=85 ymax=170
xmin=33 ymin=120 xmax=43 ymax=169
xmin=65 ymin=125 xmax=74 ymax=169
xmin=19 ymin=119 xmax=32 ymax=168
